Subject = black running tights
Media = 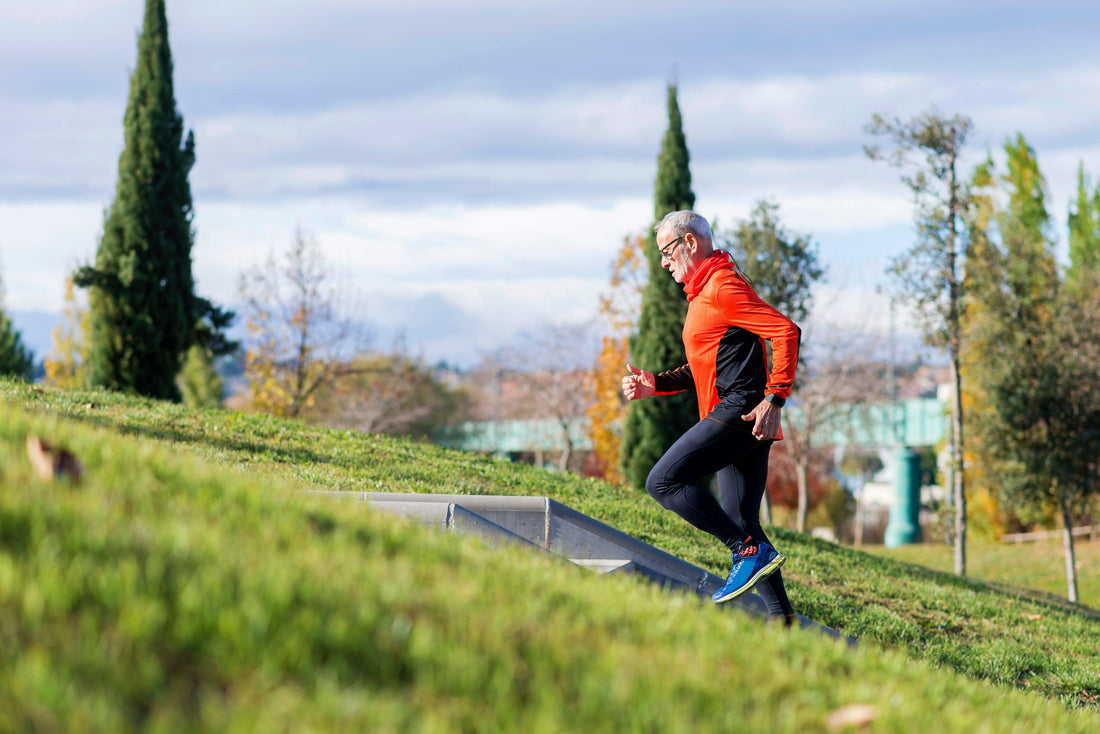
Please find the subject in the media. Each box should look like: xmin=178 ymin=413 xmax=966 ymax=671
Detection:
xmin=645 ymin=416 xmax=794 ymax=617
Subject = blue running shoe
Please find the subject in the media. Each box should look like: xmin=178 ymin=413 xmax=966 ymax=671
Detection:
xmin=711 ymin=540 xmax=786 ymax=604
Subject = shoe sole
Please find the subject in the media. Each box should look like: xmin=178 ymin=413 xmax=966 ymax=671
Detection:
xmin=712 ymin=552 xmax=787 ymax=604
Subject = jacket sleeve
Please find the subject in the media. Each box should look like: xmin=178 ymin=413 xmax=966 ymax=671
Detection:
xmin=715 ymin=279 xmax=801 ymax=400
xmin=654 ymin=363 xmax=694 ymax=395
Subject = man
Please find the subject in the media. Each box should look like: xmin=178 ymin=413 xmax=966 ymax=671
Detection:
xmin=621 ymin=210 xmax=800 ymax=623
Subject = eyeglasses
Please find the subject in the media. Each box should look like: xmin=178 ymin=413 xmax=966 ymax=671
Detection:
xmin=658 ymin=235 xmax=687 ymax=260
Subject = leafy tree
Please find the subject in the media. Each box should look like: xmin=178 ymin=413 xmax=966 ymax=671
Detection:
xmin=714 ymin=200 xmax=824 ymax=327
xmin=308 ymin=354 xmax=472 ymax=441
xmin=997 ymin=135 xmax=1059 ymax=321
xmin=817 ymin=481 xmax=857 ymax=545
xmin=43 ymin=278 xmax=90 ymax=388
xmin=74 ymin=0 xmax=233 ymax=401
xmin=0 ymin=270 xmax=33 ymax=381
xmin=240 ymin=228 xmax=469 ymax=437
xmin=620 ymin=83 xmax=696 ymax=490
xmin=1067 ymin=164 xmax=1100 ymax=297
xmin=966 ymin=137 xmax=1098 ymax=601
xmin=865 ymin=108 xmax=974 ymax=575
xmin=587 ymin=338 xmax=629 ymax=482
xmin=588 ymin=233 xmax=647 ymax=484
xmin=713 ymin=199 xmax=824 ymax=523
xmin=840 ymin=449 xmax=884 ymax=546
xmin=777 ymin=326 xmax=883 ymax=532
xmin=238 ymin=227 xmax=370 ymax=418
xmin=958 ymin=155 xmax=1008 ymax=538
xmin=0 ymin=324 xmax=33 ymax=381
xmin=966 ymin=137 xmax=1060 ymax=500
xmin=982 ymin=292 xmax=1100 ymax=602
xmin=766 ymin=441 xmax=834 ymax=525
xmin=177 ymin=343 xmax=223 ymax=408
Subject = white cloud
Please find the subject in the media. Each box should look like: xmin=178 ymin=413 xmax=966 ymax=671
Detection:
xmin=963 ymin=66 xmax=1100 ymax=144
xmin=694 ymin=153 xmax=912 ymax=233
xmin=190 ymin=80 xmax=665 ymax=169
xmin=0 ymin=201 xmax=102 ymax=310
xmin=184 ymin=196 xmax=649 ymax=365
xmin=0 ymin=0 xmax=129 ymax=24
xmin=686 ymin=72 xmax=947 ymax=148
xmin=8 ymin=2 xmax=1100 ymax=367
xmin=0 ymin=97 xmax=122 ymax=198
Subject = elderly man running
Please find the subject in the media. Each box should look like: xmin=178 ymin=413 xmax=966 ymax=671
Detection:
xmin=622 ymin=210 xmax=800 ymax=623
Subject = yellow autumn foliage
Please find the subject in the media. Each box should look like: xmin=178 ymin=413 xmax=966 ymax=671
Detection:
xmin=42 ymin=277 xmax=89 ymax=389
xmin=586 ymin=233 xmax=647 ymax=484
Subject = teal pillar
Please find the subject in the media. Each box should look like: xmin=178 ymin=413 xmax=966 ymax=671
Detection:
xmin=885 ymin=446 xmax=922 ymax=547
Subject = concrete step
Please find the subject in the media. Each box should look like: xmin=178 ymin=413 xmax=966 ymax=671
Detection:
xmin=569 ymin=558 xmax=635 ymax=575
xmin=310 ymin=490 xmax=850 ymax=641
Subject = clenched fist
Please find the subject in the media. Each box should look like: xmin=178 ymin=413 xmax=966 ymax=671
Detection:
xmin=621 ymin=363 xmax=656 ymax=401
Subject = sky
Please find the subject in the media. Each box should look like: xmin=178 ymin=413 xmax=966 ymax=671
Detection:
xmin=4 ymin=0 xmax=1100 ymax=367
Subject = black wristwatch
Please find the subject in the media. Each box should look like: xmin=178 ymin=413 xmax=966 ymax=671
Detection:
xmin=764 ymin=394 xmax=785 ymax=408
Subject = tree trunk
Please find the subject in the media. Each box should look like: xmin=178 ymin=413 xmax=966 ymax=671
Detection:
xmin=1060 ymin=495 xmax=1080 ymax=604
xmin=796 ymin=460 xmax=809 ymax=533
xmin=946 ymin=146 xmax=967 ymax=578
xmin=558 ymin=420 xmax=572 ymax=473
xmin=950 ymin=355 xmax=967 ymax=576
xmin=760 ymin=490 xmax=772 ymax=526
xmin=854 ymin=476 xmax=866 ymax=547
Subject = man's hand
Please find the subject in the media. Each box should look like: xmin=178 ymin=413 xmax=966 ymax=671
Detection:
xmin=621 ymin=363 xmax=656 ymax=401
xmin=741 ymin=399 xmax=782 ymax=440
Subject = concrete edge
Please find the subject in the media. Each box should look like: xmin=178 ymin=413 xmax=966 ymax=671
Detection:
xmin=304 ymin=490 xmax=853 ymax=644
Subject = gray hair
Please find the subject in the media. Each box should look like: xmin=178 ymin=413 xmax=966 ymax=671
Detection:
xmin=656 ymin=210 xmax=712 ymax=245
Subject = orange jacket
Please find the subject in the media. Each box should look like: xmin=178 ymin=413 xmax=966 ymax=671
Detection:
xmin=654 ymin=251 xmax=801 ymax=423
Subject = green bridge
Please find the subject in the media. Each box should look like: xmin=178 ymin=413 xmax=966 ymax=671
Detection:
xmin=438 ymin=398 xmax=947 ymax=455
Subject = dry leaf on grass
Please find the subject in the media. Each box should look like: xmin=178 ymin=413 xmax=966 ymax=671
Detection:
xmin=826 ymin=703 xmax=879 ymax=731
xmin=26 ymin=435 xmax=83 ymax=482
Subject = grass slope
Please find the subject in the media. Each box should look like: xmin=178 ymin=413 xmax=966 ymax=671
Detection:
xmin=1 ymin=379 xmax=1098 ymax=731
xmin=872 ymin=538 xmax=1100 ymax=611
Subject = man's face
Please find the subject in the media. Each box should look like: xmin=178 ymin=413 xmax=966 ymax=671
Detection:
xmin=657 ymin=230 xmax=694 ymax=283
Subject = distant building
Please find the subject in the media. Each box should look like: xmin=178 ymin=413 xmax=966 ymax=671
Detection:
xmin=436 ymin=417 xmax=594 ymax=474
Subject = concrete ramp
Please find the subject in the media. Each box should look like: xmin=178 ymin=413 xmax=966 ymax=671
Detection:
xmin=313 ymin=491 xmax=848 ymax=640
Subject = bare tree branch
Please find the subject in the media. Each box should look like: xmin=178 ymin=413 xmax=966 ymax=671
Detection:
xmin=238 ymin=226 xmax=372 ymax=417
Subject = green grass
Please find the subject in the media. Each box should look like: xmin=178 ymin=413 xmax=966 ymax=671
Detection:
xmin=869 ymin=537 xmax=1100 ymax=610
xmin=2 ymin=378 xmax=1099 ymax=731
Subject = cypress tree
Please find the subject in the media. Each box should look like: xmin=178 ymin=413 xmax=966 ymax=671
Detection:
xmin=620 ymin=83 xmax=697 ymax=489
xmin=0 ymin=271 xmax=33 ymax=381
xmin=75 ymin=0 xmax=223 ymax=400
xmin=0 ymin=312 xmax=32 ymax=381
